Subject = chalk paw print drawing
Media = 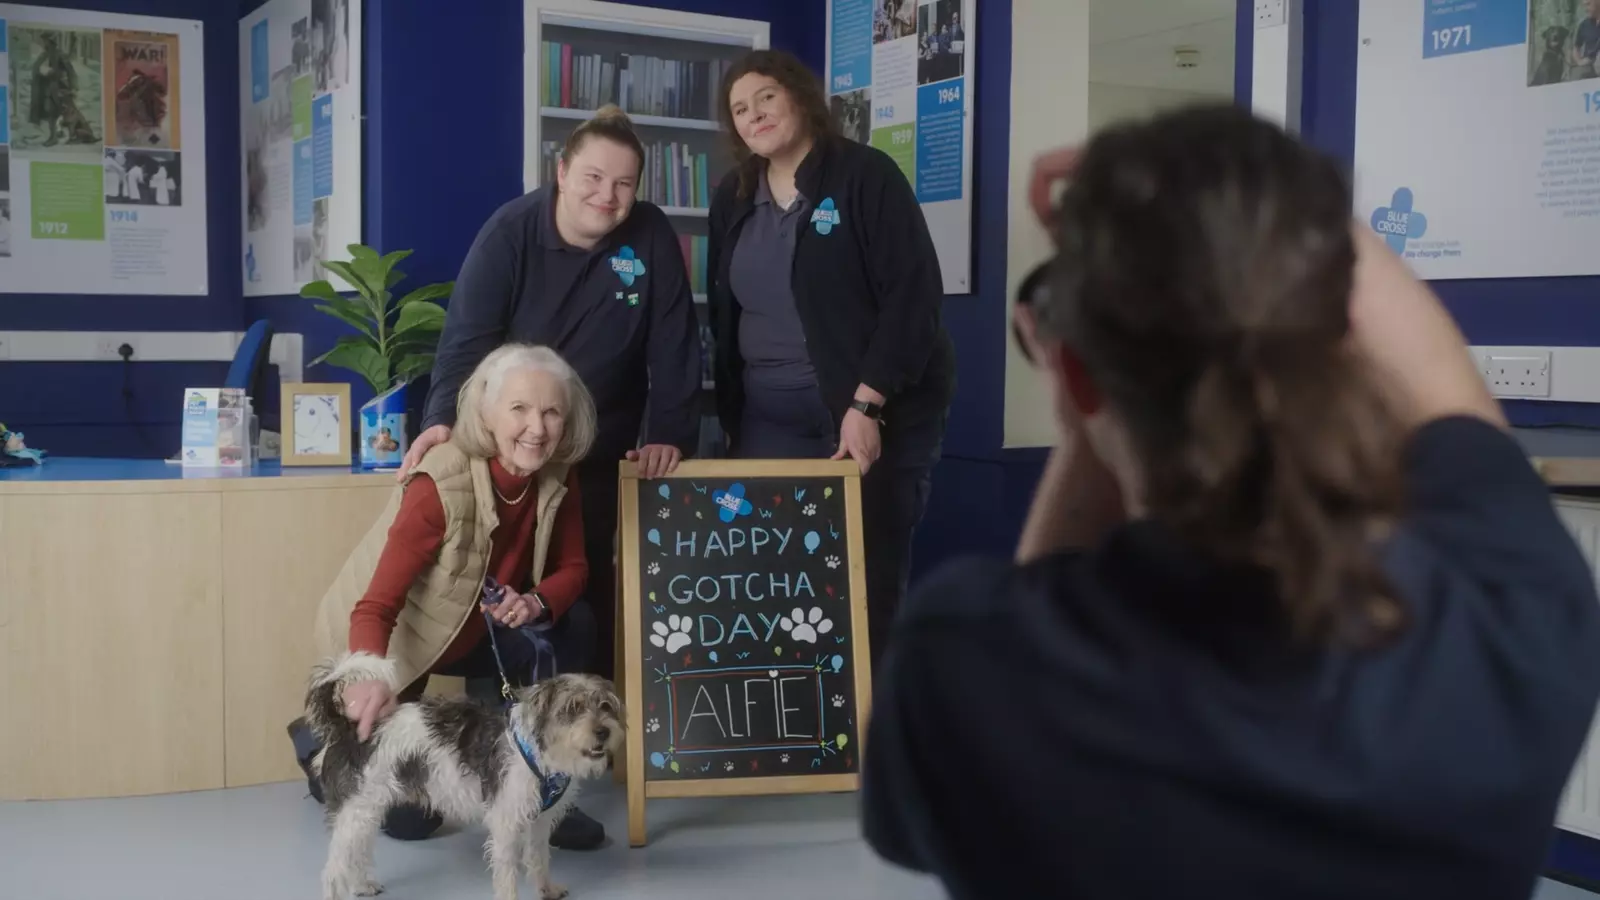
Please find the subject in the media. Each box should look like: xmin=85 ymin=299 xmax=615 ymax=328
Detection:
xmin=649 ymin=615 xmax=694 ymax=653
xmin=831 ymin=694 xmax=846 ymax=708
xmin=646 ymin=561 xmax=661 ymax=575
xmin=1370 ymin=187 xmax=1427 ymax=254
xmin=657 ymin=507 xmax=670 ymax=520
xmin=712 ymin=483 xmax=754 ymax=522
xmin=825 ymin=554 xmax=840 ymax=570
xmin=780 ymin=753 xmax=791 ymax=764
xmin=646 ymin=718 xmax=660 ymax=733
xmin=609 ymin=245 xmax=648 ymax=287
xmin=723 ymin=761 xmax=735 ymax=773
xmin=802 ymin=503 xmax=817 ymax=516
xmin=777 ymin=607 xmax=833 ymax=644
xmin=811 ymin=197 xmax=841 ymax=235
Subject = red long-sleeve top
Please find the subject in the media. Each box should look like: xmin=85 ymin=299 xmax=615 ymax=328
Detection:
xmin=348 ymin=460 xmax=587 ymax=667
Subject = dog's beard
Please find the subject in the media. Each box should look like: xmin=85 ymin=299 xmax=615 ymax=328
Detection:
xmin=511 ymin=674 xmax=626 ymax=780
xmin=538 ymin=711 xmax=624 ymax=779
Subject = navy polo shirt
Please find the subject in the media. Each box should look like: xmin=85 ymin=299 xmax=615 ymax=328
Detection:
xmin=422 ymin=186 xmax=701 ymax=459
xmin=863 ymin=417 xmax=1600 ymax=899
xmin=728 ymin=175 xmax=815 ymax=391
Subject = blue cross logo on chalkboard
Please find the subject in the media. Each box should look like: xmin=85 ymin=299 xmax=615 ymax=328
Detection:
xmin=1370 ymin=188 xmax=1427 ymax=254
xmin=609 ymin=245 xmax=648 ymax=287
xmin=712 ymin=483 xmax=754 ymax=522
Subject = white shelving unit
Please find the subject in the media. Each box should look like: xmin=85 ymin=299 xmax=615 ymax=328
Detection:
xmin=523 ymin=0 xmax=763 ymax=458
xmin=522 ymin=0 xmax=769 ymax=205
xmin=539 ymin=105 xmax=721 ymax=132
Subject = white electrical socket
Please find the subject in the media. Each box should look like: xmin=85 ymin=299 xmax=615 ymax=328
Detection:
xmin=1255 ymin=0 xmax=1286 ymax=29
xmin=95 ymin=336 xmax=140 ymax=360
xmin=1480 ymin=351 xmax=1552 ymax=398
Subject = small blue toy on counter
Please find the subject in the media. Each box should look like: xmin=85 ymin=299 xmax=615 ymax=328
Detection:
xmin=0 ymin=423 xmax=46 ymax=466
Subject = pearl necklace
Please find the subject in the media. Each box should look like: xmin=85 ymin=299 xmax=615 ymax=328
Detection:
xmin=494 ymin=478 xmax=533 ymax=505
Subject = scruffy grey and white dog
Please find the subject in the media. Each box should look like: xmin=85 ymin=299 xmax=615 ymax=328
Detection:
xmin=305 ymin=653 xmax=625 ymax=900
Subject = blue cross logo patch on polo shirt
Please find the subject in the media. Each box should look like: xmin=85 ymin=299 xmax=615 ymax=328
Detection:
xmin=811 ymin=198 xmax=840 ymax=235
xmin=609 ymin=245 xmax=648 ymax=287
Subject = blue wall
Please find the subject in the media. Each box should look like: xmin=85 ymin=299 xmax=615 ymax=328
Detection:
xmin=250 ymin=0 xmax=825 ymax=418
xmin=1 ymin=0 xmax=822 ymax=456
xmin=0 ymin=0 xmax=243 ymax=455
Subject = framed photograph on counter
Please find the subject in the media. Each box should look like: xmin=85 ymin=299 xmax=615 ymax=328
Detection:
xmin=281 ymin=382 xmax=350 ymax=466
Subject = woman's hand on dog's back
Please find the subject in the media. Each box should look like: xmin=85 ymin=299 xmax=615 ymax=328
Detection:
xmin=343 ymin=680 xmax=397 ymax=741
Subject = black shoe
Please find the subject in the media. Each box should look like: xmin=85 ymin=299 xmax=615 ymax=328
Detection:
xmin=550 ymin=807 xmax=605 ymax=851
xmin=382 ymin=804 xmax=444 ymax=841
xmin=286 ymin=717 xmax=325 ymax=804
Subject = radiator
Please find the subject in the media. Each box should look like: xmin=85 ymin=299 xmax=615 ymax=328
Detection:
xmin=1555 ymin=498 xmax=1600 ymax=840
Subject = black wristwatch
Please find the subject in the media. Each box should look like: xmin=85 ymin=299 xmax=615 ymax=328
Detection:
xmin=849 ymin=399 xmax=885 ymax=423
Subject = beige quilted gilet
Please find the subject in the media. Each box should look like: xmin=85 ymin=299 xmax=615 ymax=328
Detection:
xmin=311 ymin=440 xmax=571 ymax=693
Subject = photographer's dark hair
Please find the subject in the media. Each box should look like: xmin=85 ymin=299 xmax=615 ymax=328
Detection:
xmin=1035 ymin=104 xmax=1408 ymax=646
xmin=718 ymin=50 xmax=836 ymax=198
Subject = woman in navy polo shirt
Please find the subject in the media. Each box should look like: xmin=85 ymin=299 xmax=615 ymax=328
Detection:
xmin=706 ymin=50 xmax=955 ymax=669
xmin=863 ymin=105 xmax=1600 ymax=898
xmin=396 ymin=106 xmax=701 ymax=849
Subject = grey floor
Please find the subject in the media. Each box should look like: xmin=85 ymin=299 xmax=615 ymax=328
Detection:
xmin=0 ymin=778 xmax=942 ymax=900
xmin=0 ymin=778 xmax=1594 ymax=900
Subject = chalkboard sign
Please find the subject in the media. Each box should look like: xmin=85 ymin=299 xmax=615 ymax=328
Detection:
xmin=616 ymin=459 xmax=871 ymax=846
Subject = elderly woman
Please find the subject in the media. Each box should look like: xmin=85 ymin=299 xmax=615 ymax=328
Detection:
xmin=288 ymin=343 xmax=609 ymax=849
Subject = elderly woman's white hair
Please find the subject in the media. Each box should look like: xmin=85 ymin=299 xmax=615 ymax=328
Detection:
xmin=452 ymin=343 xmax=597 ymax=465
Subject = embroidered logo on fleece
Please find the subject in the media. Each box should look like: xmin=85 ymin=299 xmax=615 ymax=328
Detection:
xmin=609 ymin=245 xmax=648 ymax=287
xmin=810 ymin=198 xmax=840 ymax=235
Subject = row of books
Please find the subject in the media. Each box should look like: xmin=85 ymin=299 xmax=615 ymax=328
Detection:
xmin=534 ymin=139 xmax=714 ymax=211
xmin=679 ymin=234 xmax=709 ymax=295
xmin=645 ymin=142 xmax=712 ymax=210
xmin=539 ymin=42 xmax=734 ymax=121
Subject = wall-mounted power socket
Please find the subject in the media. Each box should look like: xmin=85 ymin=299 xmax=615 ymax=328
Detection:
xmin=1255 ymin=0 xmax=1286 ymax=29
xmin=1479 ymin=350 xmax=1552 ymax=398
xmin=94 ymin=336 xmax=140 ymax=361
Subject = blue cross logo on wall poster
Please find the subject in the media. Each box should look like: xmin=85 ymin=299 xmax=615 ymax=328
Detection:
xmin=610 ymin=246 xmax=648 ymax=287
xmin=1370 ymin=188 xmax=1427 ymax=254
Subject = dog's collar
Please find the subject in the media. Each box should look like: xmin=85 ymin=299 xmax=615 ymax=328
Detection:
xmin=512 ymin=726 xmax=571 ymax=811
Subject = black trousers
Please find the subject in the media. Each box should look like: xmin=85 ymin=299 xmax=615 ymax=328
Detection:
xmin=576 ymin=455 xmax=621 ymax=682
xmin=736 ymin=381 xmax=944 ymax=669
xmin=404 ymin=600 xmax=598 ymax=703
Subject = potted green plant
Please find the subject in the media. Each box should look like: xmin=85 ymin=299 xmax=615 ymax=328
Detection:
xmin=300 ymin=244 xmax=453 ymax=468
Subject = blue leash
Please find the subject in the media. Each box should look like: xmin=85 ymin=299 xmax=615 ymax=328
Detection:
xmin=480 ymin=577 xmax=570 ymax=810
xmin=479 ymin=577 xmax=557 ymax=702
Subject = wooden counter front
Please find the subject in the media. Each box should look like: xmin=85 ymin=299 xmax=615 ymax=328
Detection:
xmin=0 ymin=460 xmax=395 ymax=800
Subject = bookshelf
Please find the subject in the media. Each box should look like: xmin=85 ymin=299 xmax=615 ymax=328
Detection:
xmin=524 ymin=0 xmax=767 ymax=458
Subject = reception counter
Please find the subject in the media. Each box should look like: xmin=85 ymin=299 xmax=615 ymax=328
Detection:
xmin=6 ymin=429 xmax=1600 ymax=802
xmin=0 ymin=458 xmax=402 ymax=801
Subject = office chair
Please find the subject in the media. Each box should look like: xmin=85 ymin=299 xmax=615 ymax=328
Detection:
xmin=227 ymin=319 xmax=275 ymax=399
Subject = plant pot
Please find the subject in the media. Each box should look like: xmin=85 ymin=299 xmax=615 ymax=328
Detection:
xmin=360 ymin=382 xmax=409 ymax=469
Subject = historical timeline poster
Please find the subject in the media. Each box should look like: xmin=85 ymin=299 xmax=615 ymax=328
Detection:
xmin=1356 ymin=0 xmax=1600 ymax=279
xmin=0 ymin=4 xmax=207 ymax=294
xmin=239 ymin=0 xmax=360 ymax=296
xmin=826 ymin=0 xmax=975 ymax=293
